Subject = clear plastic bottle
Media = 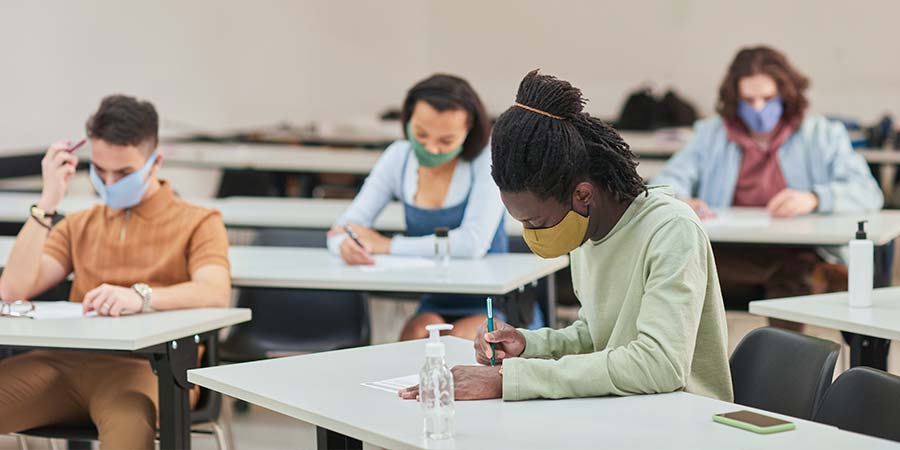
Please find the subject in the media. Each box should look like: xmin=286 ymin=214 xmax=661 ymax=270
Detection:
xmin=848 ymin=220 xmax=873 ymax=308
xmin=420 ymin=324 xmax=455 ymax=440
xmin=434 ymin=227 xmax=450 ymax=277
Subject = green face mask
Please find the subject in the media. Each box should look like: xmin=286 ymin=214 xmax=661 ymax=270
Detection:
xmin=406 ymin=122 xmax=464 ymax=167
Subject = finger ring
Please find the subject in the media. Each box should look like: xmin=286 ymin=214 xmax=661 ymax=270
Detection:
xmin=101 ymin=302 xmax=110 ymax=310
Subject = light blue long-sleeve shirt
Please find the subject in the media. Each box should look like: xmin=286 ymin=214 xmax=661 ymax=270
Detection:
xmin=327 ymin=140 xmax=505 ymax=258
xmin=652 ymin=115 xmax=884 ymax=263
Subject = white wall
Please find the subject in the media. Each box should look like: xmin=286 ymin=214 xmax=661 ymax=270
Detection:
xmin=2 ymin=0 xmax=898 ymax=150
xmin=0 ymin=1 xmax=428 ymax=149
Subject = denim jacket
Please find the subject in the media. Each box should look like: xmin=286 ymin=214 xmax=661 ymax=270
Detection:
xmin=652 ymin=115 xmax=884 ymax=263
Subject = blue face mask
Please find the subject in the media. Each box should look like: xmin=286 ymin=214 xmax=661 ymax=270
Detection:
xmin=89 ymin=152 xmax=158 ymax=210
xmin=738 ymin=97 xmax=783 ymax=133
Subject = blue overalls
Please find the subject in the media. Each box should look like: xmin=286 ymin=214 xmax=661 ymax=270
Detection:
xmin=401 ymin=151 xmax=544 ymax=328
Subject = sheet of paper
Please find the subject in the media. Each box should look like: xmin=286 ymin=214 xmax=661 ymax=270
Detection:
xmin=702 ymin=214 xmax=771 ymax=229
xmin=27 ymin=301 xmax=96 ymax=320
xmin=358 ymin=256 xmax=436 ymax=272
xmin=361 ymin=374 xmax=419 ymax=393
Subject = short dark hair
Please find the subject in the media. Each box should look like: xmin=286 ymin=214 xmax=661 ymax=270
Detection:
xmin=491 ymin=70 xmax=646 ymax=203
xmin=401 ymin=74 xmax=491 ymax=161
xmin=717 ymin=46 xmax=810 ymax=126
xmin=86 ymin=95 xmax=159 ymax=149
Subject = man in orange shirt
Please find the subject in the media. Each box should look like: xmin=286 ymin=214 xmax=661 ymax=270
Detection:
xmin=0 ymin=95 xmax=231 ymax=449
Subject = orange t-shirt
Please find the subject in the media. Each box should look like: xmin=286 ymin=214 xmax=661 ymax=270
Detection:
xmin=43 ymin=181 xmax=230 ymax=302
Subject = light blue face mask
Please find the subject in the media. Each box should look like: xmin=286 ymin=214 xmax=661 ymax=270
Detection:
xmin=89 ymin=152 xmax=158 ymax=210
xmin=738 ymin=97 xmax=783 ymax=133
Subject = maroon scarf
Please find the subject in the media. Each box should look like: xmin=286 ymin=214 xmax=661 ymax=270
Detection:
xmin=725 ymin=118 xmax=800 ymax=207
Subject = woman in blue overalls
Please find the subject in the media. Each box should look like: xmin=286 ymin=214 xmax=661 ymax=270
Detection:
xmin=327 ymin=74 xmax=543 ymax=340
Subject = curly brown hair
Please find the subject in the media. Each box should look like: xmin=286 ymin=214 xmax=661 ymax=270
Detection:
xmin=716 ymin=46 xmax=810 ymax=125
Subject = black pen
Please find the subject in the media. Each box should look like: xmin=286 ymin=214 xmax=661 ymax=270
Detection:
xmin=343 ymin=225 xmax=367 ymax=251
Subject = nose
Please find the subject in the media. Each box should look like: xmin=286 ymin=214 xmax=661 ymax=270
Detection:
xmin=751 ymin=99 xmax=767 ymax=111
xmin=424 ymin=142 xmax=442 ymax=155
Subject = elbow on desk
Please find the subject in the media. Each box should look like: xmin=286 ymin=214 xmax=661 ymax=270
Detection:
xmin=0 ymin=278 xmax=26 ymax=303
xmin=609 ymin=347 xmax=690 ymax=395
xmin=212 ymin=284 xmax=232 ymax=308
xmin=454 ymin=244 xmax=490 ymax=260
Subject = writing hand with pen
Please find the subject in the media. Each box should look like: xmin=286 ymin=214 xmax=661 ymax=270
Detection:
xmin=398 ymin=318 xmax=526 ymax=401
xmin=327 ymin=223 xmax=392 ymax=265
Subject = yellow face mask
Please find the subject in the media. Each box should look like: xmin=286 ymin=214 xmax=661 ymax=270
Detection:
xmin=521 ymin=210 xmax=590 ymax=258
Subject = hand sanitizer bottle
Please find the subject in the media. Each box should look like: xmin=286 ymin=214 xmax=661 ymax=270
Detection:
xmin=434 ymin=227 xmax=450 ymax=277
xmin=849 ymin=220 xmax=873 ymax=308
xmin=420 ymin=324 xmax=454 ymax=440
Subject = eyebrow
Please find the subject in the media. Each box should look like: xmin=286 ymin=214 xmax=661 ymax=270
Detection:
xmin=412 ymin=125 xmax=459 ymax=140
xmin=92 ymin=163 xmax=130 ymax=174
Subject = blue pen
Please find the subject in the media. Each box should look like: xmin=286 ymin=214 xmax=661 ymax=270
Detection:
xmin=486 ymin=297 xmax=495 ymax=366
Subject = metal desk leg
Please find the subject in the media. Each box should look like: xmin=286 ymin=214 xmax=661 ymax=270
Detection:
xmin=848 ymin=333 xmax=891 ymax=370
xmin=545 ymin=273 xmax=558 ymax=328
xmin=150 ymin=336 xmax=198 ymax=450
xmin=844 ymin=241 xmax=893 ymax=369
xmin=317 ymin=426 xmax=362 ymax=450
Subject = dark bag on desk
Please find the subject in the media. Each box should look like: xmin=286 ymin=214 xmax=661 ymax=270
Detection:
xmin=616 ymin=88 xmax=698 ymax=130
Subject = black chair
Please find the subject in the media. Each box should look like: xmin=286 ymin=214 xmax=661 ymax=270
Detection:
xmin=14 ymin=334 xmax=229 ymax=450
xmin=730 ymin=327 xmax=840 ymax=420
xmin=219 ymin=229 xmax=370 ymax=412
xmin=813 ymin=367 xmax=900 ymax=442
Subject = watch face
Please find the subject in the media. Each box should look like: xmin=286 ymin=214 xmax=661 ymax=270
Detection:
xmin=134 ymin=283 xmax=151 ymax=297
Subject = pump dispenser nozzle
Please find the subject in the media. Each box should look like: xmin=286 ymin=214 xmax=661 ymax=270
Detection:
xmin=856 ymin=220 xmax=868 ymax=239
xmin=425 ymin=324 xmax=453 ymax=357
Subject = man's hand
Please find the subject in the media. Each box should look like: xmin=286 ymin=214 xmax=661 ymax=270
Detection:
xmin=474 ymin=318 xmax=526 ymax=365
xmin=83 ymin=284 xmax=143 ymax=316
xmin=38 ymin=140 xmax=80 ymax=212
xmin=399 ymin=365 xmax=503 ymax=401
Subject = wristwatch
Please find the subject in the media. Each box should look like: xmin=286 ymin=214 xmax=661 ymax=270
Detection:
xmin=132 ymin=283 xmax=154 ymax=313
xmin=29 ymin=204 xmax=64 ymax=228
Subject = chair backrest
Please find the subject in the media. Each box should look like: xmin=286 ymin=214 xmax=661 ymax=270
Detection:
xmin=220 ymin=228 xmax=370 ymax=361
xmin=730 ymin=327 xmax=840 ymax=419
xmin=813 ymin=367 xmax=900 ymax=442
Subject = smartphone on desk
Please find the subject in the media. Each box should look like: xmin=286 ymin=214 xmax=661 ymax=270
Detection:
xmin=713 ymin=410 xmax=796 ymax=434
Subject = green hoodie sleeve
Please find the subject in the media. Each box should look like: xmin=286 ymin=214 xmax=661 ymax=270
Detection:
xmin=518 ymin=311 xmax=594 ymax=360
xmin=502 ymin=217 xmax=709 ymax=401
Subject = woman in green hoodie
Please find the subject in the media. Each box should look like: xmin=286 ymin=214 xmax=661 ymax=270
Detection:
xmin=401 ymin=70 xmax=733 ymax=402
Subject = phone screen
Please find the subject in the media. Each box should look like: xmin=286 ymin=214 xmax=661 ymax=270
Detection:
xmin=717 ymin=410 xmax=792 ymax=428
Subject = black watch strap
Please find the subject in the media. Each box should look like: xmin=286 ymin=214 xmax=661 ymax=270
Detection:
xmin=30 ymin=204 xmax=65 ymax=229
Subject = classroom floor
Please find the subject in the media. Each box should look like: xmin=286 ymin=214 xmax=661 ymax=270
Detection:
xmin=1 ymin=301 xmax=897 ymax=450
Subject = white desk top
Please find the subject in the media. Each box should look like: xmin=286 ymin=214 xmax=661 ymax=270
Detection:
xmin=857 ymin=149 xmax=900 ymax=164
xmin=702 ymin=208 xmax=900 ymax=246
xmin=0 ymin=307 xmax=250 ymax=351
xmin=188 ymin=337 xmax=899 ymax=450
xmin=3 ymin=198 xmax=900 ymax=247
xmin=161 ymin=142 xmax=384 ymax=175
xmin=0 ymin=192 xmax=507 ymax=235
xmin=750 ymin=287 xmax=900 ymax=340
xmin=62 ymin=141 xmax=664 ymax=179
xmin=0 ymin=237 xmax=565 ymax=294
xmin=0 ymin=192 xmax=405 ymax=233
xmin=619 ymin=129 xmax=687 ymax=157
xmin=214 ymin=196 xmax=406 ymax=231
xmin=228 ymin=246 xmax=568 ymax=294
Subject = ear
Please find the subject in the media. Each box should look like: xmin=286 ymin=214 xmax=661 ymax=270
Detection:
xmin=571 ymin=181 xmax=593 ymax=215
xmin=147 ymin=152 xmax=164 ymax=179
